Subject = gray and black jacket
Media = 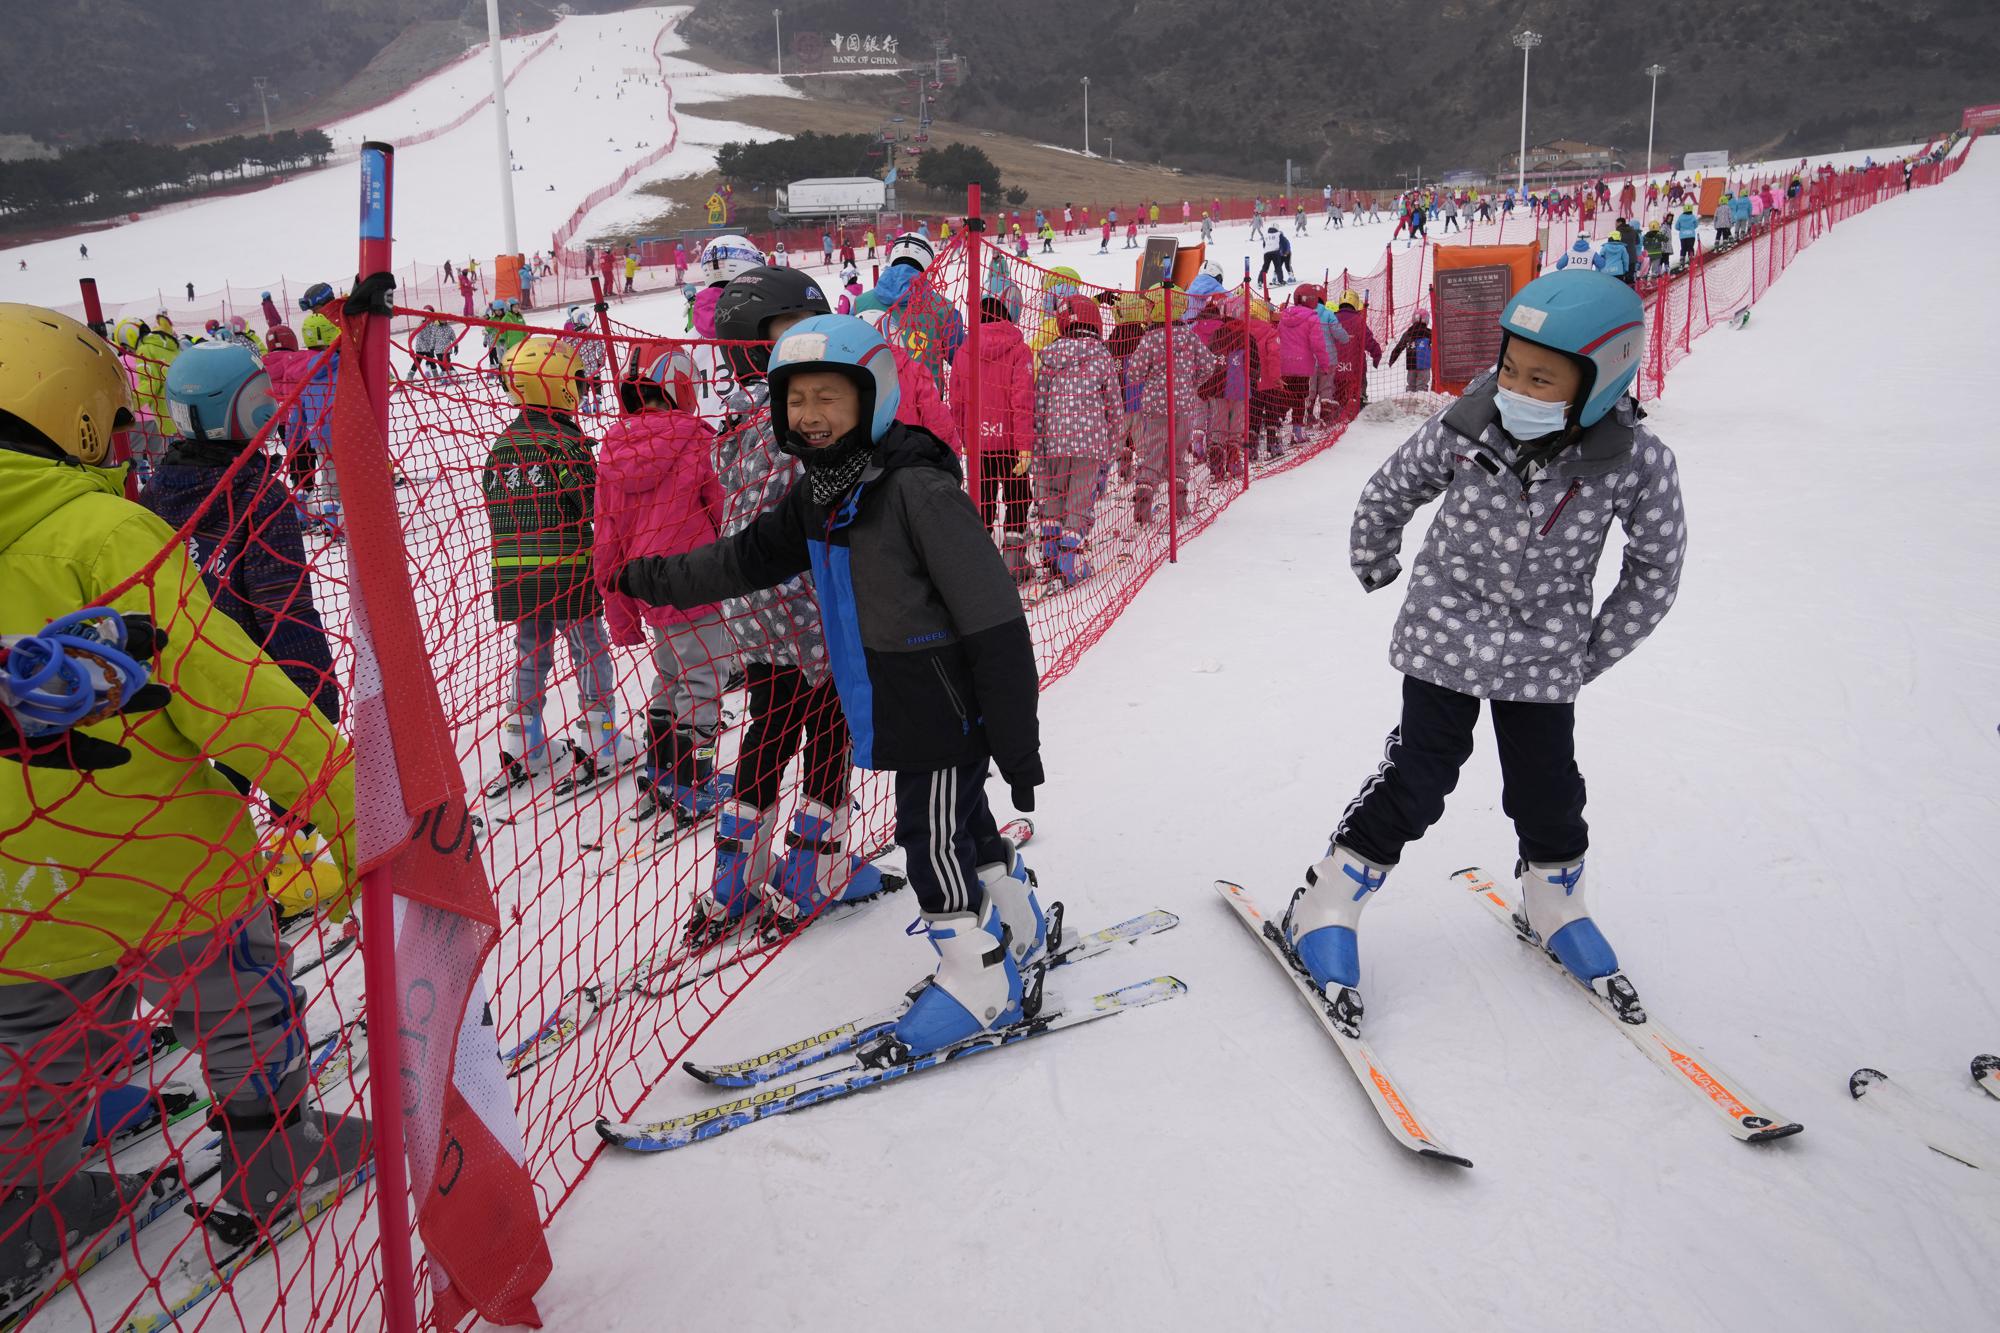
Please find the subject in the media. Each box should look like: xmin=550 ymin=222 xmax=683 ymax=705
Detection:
xmin=620 ymin=423 xmax=1042 ymax=783
xmin=1350 ymin=374 xmax=1686 ymax=703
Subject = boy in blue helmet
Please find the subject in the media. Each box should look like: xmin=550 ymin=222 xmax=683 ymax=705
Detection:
xmin=1280 ymin=269 xmax=1686 ymax=1032
xmin=617 ymin=314 xmax=1046 ymax=1061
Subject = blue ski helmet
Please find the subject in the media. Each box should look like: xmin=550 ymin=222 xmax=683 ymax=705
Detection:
xmin=299 ymin=282 xmax=335 ymax=312
xmin=164 ymin=342 xmax=275 ymax=442
xmin=1498 ymin=269 xmax=1645 ymax=429
xmin=766 ymin=314 xmax=902 ymax=443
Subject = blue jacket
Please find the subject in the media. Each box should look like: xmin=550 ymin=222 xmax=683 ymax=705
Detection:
xmin=857 ymin=264 xmax=966 ymax=388
xmin=1594 ymin=239 xmax=1631 ymax=278
xmin=140 ymin=440 xmax=341 ymax=722
xmin=619 ymin=424 xmax=1040 ymax=782
xmin=1676 ymin=212 xmax=1700 ymax=238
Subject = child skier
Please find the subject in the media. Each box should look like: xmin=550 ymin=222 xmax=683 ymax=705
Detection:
xmin=1280 ymin=269 xmax=1685 ymax=1029
xmin=1124 ymin=285 xmax=1218 ymax=524
xmin=687 ymin=233 xmax=766 ymax=405
xmin=595 ymin=343 xmax=737 ymax=826
xmin=1386 ymin=308 xmax=1433 ymax=392
xmin=682 ymin=267 xmax=883 ymax=938
xmin=951 ymin=294 xmax=1038 ymax=580
xmin=616 ymin=313 xmax=1046 ymax=1060
xmin=0 ymin=305 xmax=365 ymax=1302
xmin=1278 ymin=285 xmax=1333 ymax=444
xmin=478 ymin=337 xmax=624 ymax=802
xmin=852 ymin=233 xmax=964 ymax=395
xmin=1032 ymin=295 xmax=1124 ymax=586
xmin=1328 ymin=291 xmax=1382 ymax=421
xmin=144 ymin=343 xmax=339 ymax=725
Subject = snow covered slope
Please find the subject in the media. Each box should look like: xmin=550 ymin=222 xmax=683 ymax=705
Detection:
xmin=0 ymin=6 xmax=792 ymax=312
xmin=511 ymin=149 xmax=2000 ymax=1330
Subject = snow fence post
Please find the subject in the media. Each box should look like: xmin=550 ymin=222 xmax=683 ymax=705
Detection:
xmin=1240 ymin=279 xmax=1252 ymax=492
xmin=590 ymin=274 xmax=623 ymax=419
xmin=353 ymin=140 xmax=424 ymax=1333
xmin=1164 ymin=283 xmax=1179 ymax=564
xmin=965 ymin=184 xmax=984 ymax=539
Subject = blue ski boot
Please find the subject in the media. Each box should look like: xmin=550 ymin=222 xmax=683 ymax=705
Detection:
xmin=685 ymin=799 xmax=778 ymax=946
xmin=551 ymin=705 xmax=631 ymax=801
xmin=1279 ymin=844 xmax=1391 ymax=1034
xmin=765 ymin=798 xmax=886 ymax=936
xmin=978 ymin=840 xmax=1049 ymax=971
xmin=1514 ymin=857 xmax=1641 ymax=1019
xmin=1037 ymin=521 xmax=1064 ymax=571
xmin=1052 ymin=528 xmax=1092 ymax=587
xmin=873 ymin=905 xmax=1023 ymax=1062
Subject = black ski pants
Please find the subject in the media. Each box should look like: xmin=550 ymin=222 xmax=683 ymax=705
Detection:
xmin=734 ymin=663 xmax=849 ymax=811
xmin=894 ymin=760 xmax=1011 ymax=917
xmin=1334 ymin=674 xmax=1587 ymax=866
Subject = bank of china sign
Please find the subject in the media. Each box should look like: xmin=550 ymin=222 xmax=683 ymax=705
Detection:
xmin=828 ymin=34 xmax=902 ymax=66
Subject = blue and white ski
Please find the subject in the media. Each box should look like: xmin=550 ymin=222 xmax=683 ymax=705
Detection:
xmin=597 ymin=974 xmax=1185 ymax=1153
xmin=683 ymin=907 xmax=1179 ymax=1087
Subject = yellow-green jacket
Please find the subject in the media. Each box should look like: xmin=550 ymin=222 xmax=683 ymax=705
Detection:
xmin=0 ymin=450 xmax=354 ymax=983
xmin=131 ymin=329 xmax=181 ymax=422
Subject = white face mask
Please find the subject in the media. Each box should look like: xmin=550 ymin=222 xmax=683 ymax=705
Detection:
xmin=1494 ymin=384 xmax=1571 ymax=440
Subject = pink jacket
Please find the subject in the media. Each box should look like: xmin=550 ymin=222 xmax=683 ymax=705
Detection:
xmin=949 ymin=316 xmax=1037 ymax=455
xmin=262 ymin=347 xmax=319 ymax=403
xmin=1278 ymin=305 xmax=1332 ymax=377
xmin=592 ymin=409 xmax=724 ymax=641
xmin=692 ymin=285 xmax=724 ymax=337
xmin=890 ymin=340 xmax=957 ymax=446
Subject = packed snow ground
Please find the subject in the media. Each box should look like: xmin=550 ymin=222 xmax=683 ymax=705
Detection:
xmin=505 ymin=151 xmax=2000 ymax=1330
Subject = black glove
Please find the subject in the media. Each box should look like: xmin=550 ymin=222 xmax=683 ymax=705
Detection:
xmin=966 ymin=216 xmax=987 ymax=234
xmin=344 ymin=271 xmax=397 ymax=316
xmin=593 ymin=301 xmax=610 ymax=315
xmin=1008 ymin=780 xmax=1036 ymax=813
xmin=1002 ymin=756 xmax=1043 ymax=813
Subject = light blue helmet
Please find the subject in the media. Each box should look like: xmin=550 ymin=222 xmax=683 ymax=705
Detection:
xmin=163 ymin=342 xmax=274 ymax=442
xmin=767 ymin=313 xmax=903 ymax=443
xmin=1499 ymin=269 xmax=1645 ymax=429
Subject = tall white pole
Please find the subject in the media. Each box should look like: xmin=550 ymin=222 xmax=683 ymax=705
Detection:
xmin=774 ymin=10 xmax=783 ymax=76
xmin=1513 ymin=31 xmax=1541 ymax=199
xmin=1645 ymin=64 xmax=1667 ymax=177
xmin=485 ymin=0 xmax=519 ymax=255
xmin=1081 ymin=77 xmax=1089 ymax=156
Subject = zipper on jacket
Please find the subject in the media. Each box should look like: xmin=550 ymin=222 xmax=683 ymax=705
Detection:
xmin=930 ymin=656 xmax=969 ymax=722
xmin=1538 ymin=479 xmax=1582 ymax=537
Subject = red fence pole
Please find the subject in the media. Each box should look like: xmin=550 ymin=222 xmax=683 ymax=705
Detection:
xmin=965 ymin=184 xmax=984 ymax=539
xmin=353 ymin=140 xmax=423 ymax=1333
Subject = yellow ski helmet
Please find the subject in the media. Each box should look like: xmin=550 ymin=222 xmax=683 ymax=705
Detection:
xmin=0 ymin=303 xmax=134 ymax=466
xmin=1337 ymin=290 xmax=1364 ymax=312
xmin=504 ymin=337 xmax=583 ymax=412
xmin=267 ymin=832 xmax=347 ymax=919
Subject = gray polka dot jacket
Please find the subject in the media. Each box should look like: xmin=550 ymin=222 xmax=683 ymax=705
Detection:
xmin=1350 ymin=374 xmax=1685 ymax=703
xmin=714 ymin=382 xmax=832 ymax=685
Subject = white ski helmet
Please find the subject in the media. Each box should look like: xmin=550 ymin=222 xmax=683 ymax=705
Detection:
xmin=1199 ymin=259 xmax=1224 ymax=281
xmin=699 ymin=234 xmax=765 ymax=286
xmin=886 ymin=233 xmax=935 ymax=271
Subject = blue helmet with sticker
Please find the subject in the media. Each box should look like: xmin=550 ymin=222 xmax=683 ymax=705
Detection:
xmin=766 ymin=314 xmax=902 ymax=444
xmin=163 ymin=342 xmax=275 ymax=442
xmin=1498 ymin=269 xmax=1645 ymax=428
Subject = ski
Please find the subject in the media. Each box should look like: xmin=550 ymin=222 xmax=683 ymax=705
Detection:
xmin=120 ymin=1163 xmax=377 ymax=1333
xmin=597 ymin=974 xmax=1186 ymax=1153
xmin=1850 ymin=1068 xmax=1994 ymax=1170
xmin=1454 ymin=866 xmax=1803 ymax=1144
xmin=684 ymin=906 xmax=1180 ymax=1086
xmin=1215 ymin=880 xmax=1471 ymax=1167
xmin=0 ymin=1025 xmax=360 ymax=1331
xmin=1975 ymin=1054 xmax=2000 ymax=1101
xmin=505 ymin=821 xmax=1035 ymax=1075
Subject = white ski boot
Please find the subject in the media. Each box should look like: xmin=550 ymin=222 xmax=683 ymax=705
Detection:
xmin=1279 ymin=844 xmax=1391 ymax=1034
xmin=978 ymin=839 xmax=1050 ymax=971
xmin=871 ymin=905 xmax=1023 ymax=1062
xmin=1515 ymin=856 xmax=1640 ymax=1019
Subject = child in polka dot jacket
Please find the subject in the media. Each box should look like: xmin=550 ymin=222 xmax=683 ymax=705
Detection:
xmin=1281 ymin=269 xmax=1686 ymax=1031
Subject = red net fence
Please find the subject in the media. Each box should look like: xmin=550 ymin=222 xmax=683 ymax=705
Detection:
xmin=0 ymin=135 xmax=1974 ymax=1330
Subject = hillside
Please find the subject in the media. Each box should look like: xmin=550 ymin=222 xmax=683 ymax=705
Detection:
xmin=0 ymin=0 xmax=638 ymax=147
xmin=683 ymin=0 xmax=1999 ymax=182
